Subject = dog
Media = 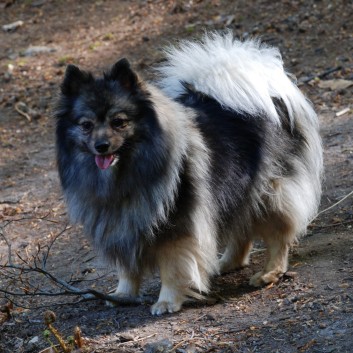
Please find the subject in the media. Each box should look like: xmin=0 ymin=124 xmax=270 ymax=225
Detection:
xmin=54 ymin=32 xmax=323 ymax=315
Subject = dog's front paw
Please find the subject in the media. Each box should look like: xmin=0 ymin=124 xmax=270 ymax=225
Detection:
xmin=249 ymin=270 xmax=283 ymax=287
xmin=151 ymin=300 xmax=182 ymax=315
xmin=151 ymin=284 xmax=184 ymax=315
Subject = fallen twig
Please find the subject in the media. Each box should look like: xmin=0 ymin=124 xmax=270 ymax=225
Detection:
xmin=14 ymin=102 xmax=32 ymax=121
xmin=300 ymin=66 xmax=342 ymax=84
xmin=0 ymin=262 xmax=155 ymax=306
xmin=311 ymin=219 xmax=353 ymax=229
xmin=173 ymin=338 xmax=195 ymax=351
xmin=0 ymin=218 xmax=157 ymax=308
xmin=2 ymin=211 xmax=60 ymax=225
xmin=118 ymin=333 xmax=157 ymax=347
xmin=314 ymin=189 xmax=353 ymax=219
xmin=336 ymin=107 xmax=351 ymax=117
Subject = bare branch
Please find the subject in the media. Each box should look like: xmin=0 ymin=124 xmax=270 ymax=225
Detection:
xmin=0 ymin=218 xmax=155 ymax=309
xmin=0 ymin=265 xmax=155 ymax=306
xmin=42 ymin=226 xmax=69 ymax=269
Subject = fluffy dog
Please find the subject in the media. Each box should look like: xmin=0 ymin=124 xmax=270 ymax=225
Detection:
xmin=54 ymin=33 xmax=323 ymax=315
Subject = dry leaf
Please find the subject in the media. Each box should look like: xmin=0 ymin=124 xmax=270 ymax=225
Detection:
xmin=318 ymin=79 xmax=353 ymax=90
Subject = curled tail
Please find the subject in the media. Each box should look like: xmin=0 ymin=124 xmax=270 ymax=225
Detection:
xmin=156 ymin=31 xmax=323 ymax=229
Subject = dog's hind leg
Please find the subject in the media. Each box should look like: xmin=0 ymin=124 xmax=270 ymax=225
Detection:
xmin=249 ymin=214 xmax=294 ymax=287
xmin=219 ymin=239 xmax=253 ymax=273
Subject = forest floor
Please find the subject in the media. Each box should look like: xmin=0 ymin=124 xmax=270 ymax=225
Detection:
xmin=1 ymin=0 xmax=353 ymax=352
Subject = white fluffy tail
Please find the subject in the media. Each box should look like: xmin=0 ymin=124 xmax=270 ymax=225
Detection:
xmin=157 ymin=31 xmax=323 ymax=232
xmin=157 ymin=32 xmax=316 ymax=128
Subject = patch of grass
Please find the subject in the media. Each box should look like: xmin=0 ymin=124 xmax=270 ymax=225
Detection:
xmin=88 ymin=41 xmax=102 ymax=51
xmin=102 ymin=32 xmax=114 ymax=41
xmin=57 ymin=56 xmax=77 ymax=66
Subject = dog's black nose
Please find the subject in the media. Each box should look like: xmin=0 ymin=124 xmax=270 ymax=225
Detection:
xmin=95 ymin=141 xmax=110 ymax=153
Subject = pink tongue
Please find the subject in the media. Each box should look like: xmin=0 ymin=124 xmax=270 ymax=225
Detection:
xmin=95 ymin=155 xmax=114 ymax=170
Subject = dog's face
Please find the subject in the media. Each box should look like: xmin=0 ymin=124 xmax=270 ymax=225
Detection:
xmin=57 ymin=59 xmax=147 ymax=170
xmin=71 ymin=103 xmax=136 ymax=170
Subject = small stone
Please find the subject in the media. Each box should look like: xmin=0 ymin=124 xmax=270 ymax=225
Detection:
xmin=179 ymin=344 xmax=197 ymax=353
xmin=4 ymin=72 xmax=12 ymax=82
xmin=336 ymin=55 xmax=349 ymax=62
xmin=31 ymin=0 xmax=47 ymax=6
xmin=298 ymin=20 xmax=311 ymax=32
xmin=2 ymin=20 xmax=24 ymax=32
xmin=118 ymin=333 xmax=134 ymax=342
xmin=28 ymin=336 xmax=39 ymax=350
xmin=22 ymin=46 xmax=57 ymax=57
xmin=144 ymin=339 xmax=173 ymax=353
xmin=28 ymin=336 xmax=39 ymax=344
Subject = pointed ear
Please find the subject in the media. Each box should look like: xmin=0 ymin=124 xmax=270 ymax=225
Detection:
xmin=61 ymin=65 xmax=93 ymax=96
xmin=108 ymin=58 xmax=139 ymax=92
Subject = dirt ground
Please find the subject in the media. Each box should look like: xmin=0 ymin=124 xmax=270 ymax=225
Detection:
xmin=1 ymin=0 xmax=353 ymax=352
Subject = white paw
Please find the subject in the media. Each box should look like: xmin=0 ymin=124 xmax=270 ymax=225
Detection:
xmin=151 ymin=283 xmax=185 ymax=315
xmin=150 ymin=300 xmax=182 ymax=315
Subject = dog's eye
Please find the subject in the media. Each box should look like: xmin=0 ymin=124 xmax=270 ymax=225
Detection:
xmin=111 ymin=118 xmax=128 ymax=129
xmin=80 ymin=121 xmax=94 ymax=132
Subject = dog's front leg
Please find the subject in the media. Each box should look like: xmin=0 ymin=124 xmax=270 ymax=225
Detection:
xmin=150 ymin=238 xmax=198 ymax=315
xmin=150 ymin=235 xmax=212 ymax=315
xmin=150 ymin=264 xmax=185 ymax=315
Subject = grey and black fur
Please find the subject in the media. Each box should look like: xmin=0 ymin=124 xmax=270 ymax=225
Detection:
xmin=54 ymin=33 xmax=323 ymax=314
